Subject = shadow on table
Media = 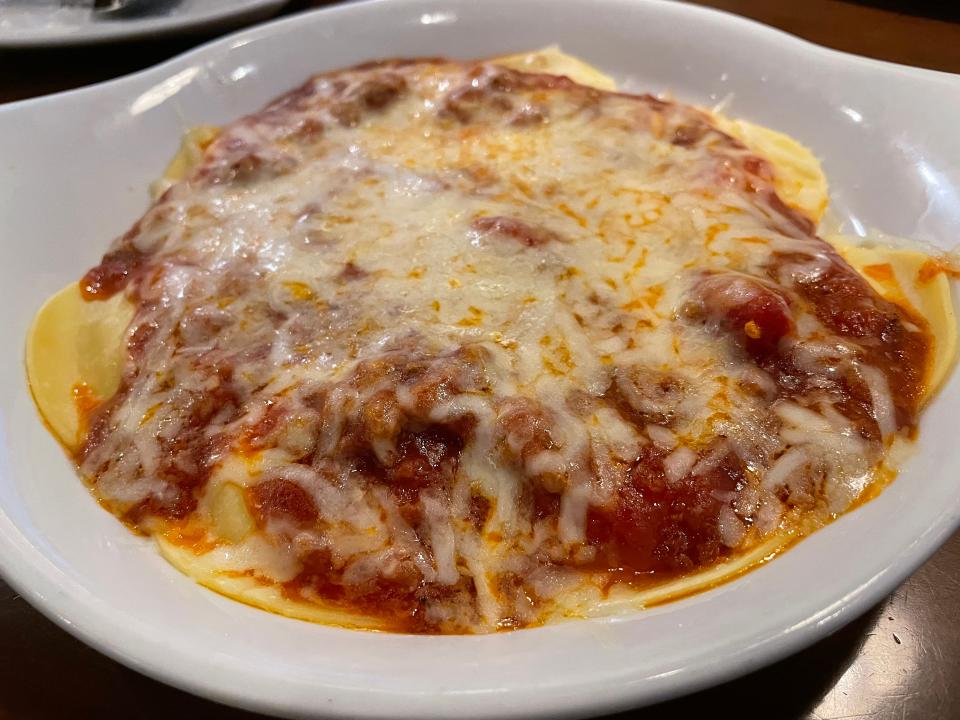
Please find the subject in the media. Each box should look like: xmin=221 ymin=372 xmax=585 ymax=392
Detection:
xmin=0 ymin=574 xmax=877 ymax=720
xmin=0 ymin=36 xmax=212 ymax=104
xmin=846 ymin=1 xmax=960 ymax=22
xmin=0 ymin=1 xmax=333 ymax=105
xmin=611 ymin=605 xmax=879 ymax=719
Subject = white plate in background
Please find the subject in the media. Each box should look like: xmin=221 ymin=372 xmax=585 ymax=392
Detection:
xmin=0 ymin=0 xmax=288 ymax=47
xmin=0 ymin=0 xmax=958 ymax=717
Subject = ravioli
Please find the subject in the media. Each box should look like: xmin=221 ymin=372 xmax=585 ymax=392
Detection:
xmin=27 ymin=51 xmax=954 ymax=632
xmin=497 ymin=48 xmax=954 ymax=395
xmin=27 ymin=284 xmax=133 ymax=450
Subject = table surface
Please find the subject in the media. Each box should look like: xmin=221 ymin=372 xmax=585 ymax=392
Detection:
xmin=1 ymin=1 xmax=959 ymax=718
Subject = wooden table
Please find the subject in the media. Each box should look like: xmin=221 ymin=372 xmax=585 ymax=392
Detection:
xmin=2 ymin=2 xmax=958 ymax=718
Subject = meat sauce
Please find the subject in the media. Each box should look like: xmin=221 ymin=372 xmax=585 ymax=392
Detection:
xmin=586 ymin=445 xmax=740 ymax=577
xmin=281 ymin=546 xmax=474 ymax=633
xmin=80 ymin=248 xmax=145 ymax=300
xmin=250 ymin=478 xmax=318 ymax=525
xmin=70 ymin=58 xmax=935 ymax=632
xmin=786 ymin=250 xmax=930 ymax=423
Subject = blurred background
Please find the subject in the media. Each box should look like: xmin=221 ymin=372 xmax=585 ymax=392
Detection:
xmin=1 ymin=0 xmax=960 ymax=103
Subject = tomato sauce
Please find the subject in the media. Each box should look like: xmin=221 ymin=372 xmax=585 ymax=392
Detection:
xmin=585 ymin=445 xmax=740 ymax=578
xmin=65 ymin=58 xmax=938 ymax=633
xmin=80 ymin=248 xmax=144 ymax=300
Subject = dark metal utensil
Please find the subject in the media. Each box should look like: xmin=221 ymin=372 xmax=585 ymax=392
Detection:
xmin=59 ymin=0 xmax=183 ymax=18
xmin=95 ymin=0 xmax=182 ymax=18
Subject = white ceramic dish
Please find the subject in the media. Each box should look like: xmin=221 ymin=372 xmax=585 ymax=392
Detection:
xmin=1 ymin=0 xmax=959 ymax=717
xmin=0 ymin=0 xmax=287 ymax=47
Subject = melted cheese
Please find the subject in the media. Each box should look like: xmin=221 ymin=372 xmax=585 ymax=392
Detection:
xmin=151 ymin=49 xmax=952 ymax=373
xmin=25 ymin=50 xmax=955 ymax=633
xmin=496 ymin=47 xmax=829 ymax=223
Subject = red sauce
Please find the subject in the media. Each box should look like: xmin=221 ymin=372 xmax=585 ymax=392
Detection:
xmin=126 ymin=490 xmax=198 ymax=523
xmin=355 ymin=74 xmax=407 ymax=110
xmin=472 ymin=215 xmax=562 ymax=247
xmin=281 ymin=546 xmax=470 ymax=633
xmin=469 ymin=492 xmax=492 ymax=530
xmin=695 ymin=273 xmax=793 ymax=352
xmin=67 ymin=58 xmax=937 ymax=632
xmin=250 ymin=478 xmax=318 ymax=525
xmin=127 ymin=320 xmax=159 ymax=360
xmin=339 ymin=261 xmax=368 ymax=281
xmin=530 ymin=484 xmax=562 ymax=521
xmin=777 ymin=249 xmax=930 ymax=425
xmin=586 ymin=446 xmax=740 ymax=577
xmin=80 ymin=248 xmax=143 ymax=300
xmin=70 ymin=383 xmax=99 ymax=436
xmin=764 ymin=190 xmax=816 ymax=237
xmin=356 ymin=424 xmax=465 ymax=505
xmin=671 ymin=121 xmax=709 ymax=147
xmin=241 ymin=400 xmax=286 ymax=450
xmin=81 ymin=366 xmax=241 ymax=523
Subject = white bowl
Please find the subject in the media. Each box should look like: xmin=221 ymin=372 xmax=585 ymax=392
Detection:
xmin=0 ymin=1 xmax=958 ymax=717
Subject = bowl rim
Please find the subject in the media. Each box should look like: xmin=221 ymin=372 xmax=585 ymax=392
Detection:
xmin=1 ymin=1 xmax=959 ymax=718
